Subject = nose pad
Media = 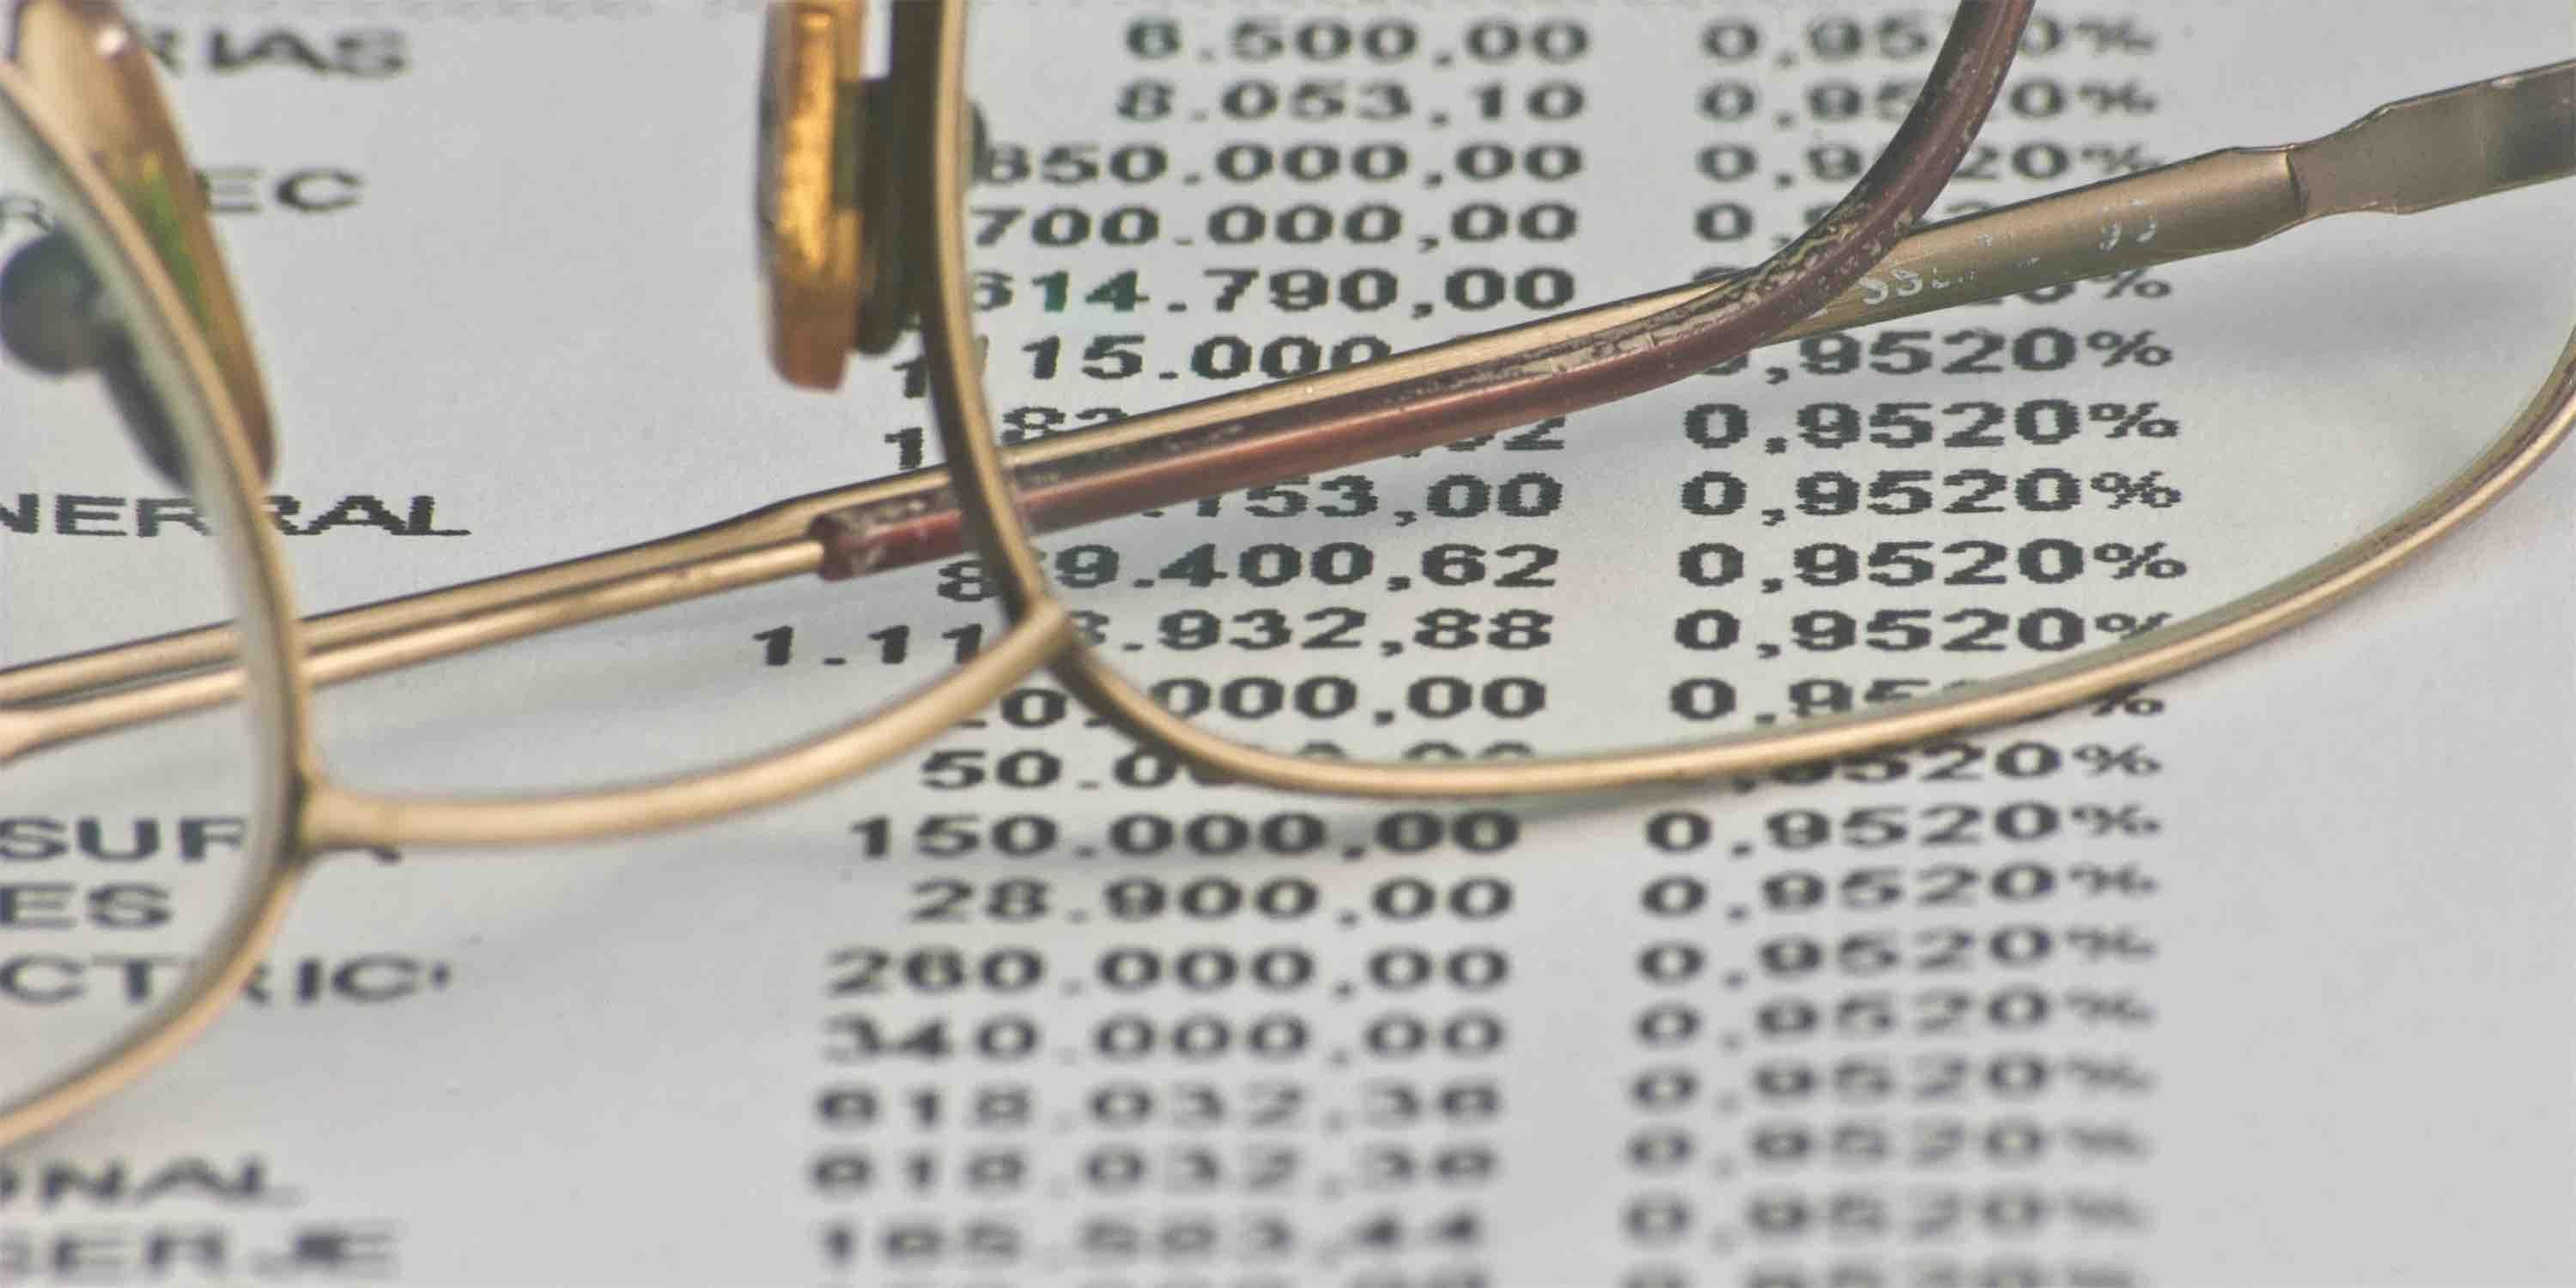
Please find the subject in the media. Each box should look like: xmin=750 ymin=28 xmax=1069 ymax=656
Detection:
xmin=0 ymin=230 xmax=108 ymax=374
xmin=847 ymin=82 xmax=990 ymax=360
xmin=9 ymin=0 xmax=278 ymax=484
xmin=1 ymin=228 xmax=187 ymax=485
xmin=756 ymin=0 xmax=867 ymax=391
xmin=845 ymin=74 xmax=914 ymax=359
xmin=758 ymin=0 xmax=981 ymax=390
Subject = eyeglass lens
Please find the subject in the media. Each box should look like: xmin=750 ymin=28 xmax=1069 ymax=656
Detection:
xmin=959 ymin=4 xmax=2571 ymax=767
xmin=0 ymin=87 xmax=276 ymax=1115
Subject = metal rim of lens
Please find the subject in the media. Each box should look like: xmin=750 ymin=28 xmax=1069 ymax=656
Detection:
xmin=0 ymin=1 xmax=1068 ymax=864
xmin=7 ymin=0 xmax=2568 ymax=1143
xmin=923 ymin=9 xmax=2576 ymax=797
xmin=0 ymin=61 xmax=309 ymax=1150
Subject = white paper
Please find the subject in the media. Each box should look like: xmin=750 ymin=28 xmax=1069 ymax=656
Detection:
xmin=4 ymin=3 xmax=2571 ymax=1285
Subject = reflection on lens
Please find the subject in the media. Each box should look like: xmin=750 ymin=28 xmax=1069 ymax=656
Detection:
xmin=0 ymin=92 xmax=283 ymax=1117
xmin=957 ymin=3 xmax=2570 ymax=768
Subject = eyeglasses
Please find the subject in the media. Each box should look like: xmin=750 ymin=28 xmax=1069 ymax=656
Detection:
xmin=1 ymin=0 xmax=2568 ymax=1148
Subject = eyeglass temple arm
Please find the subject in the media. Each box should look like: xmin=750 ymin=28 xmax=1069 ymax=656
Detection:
xmin=809 ymin=57 xmax=2576 ymax=580
xmin=4 ymin=59 xmax=2569 ymax=755
xmin=1778 ymin=58 xmax=2576 ymax=341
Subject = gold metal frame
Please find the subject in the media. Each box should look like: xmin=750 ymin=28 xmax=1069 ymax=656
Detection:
xmin=9 ymin=0 xmax=270 ymax=473
xmin=3 ymin=0 xmax=2571 ymax=1147
xmin=0 ymin=0 xmax=1065 ymax=1143
xmin=0 ymin=0 xmax=302 ymax=1147
xmin=933 ymin=13 xmax=2576 ymax=796
xmin=6 ymin=45 xmax=2571 ymax=759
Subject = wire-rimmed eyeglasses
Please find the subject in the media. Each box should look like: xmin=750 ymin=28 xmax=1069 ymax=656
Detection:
xmin=1 ymin=0 xmax=2570 ymax=1149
